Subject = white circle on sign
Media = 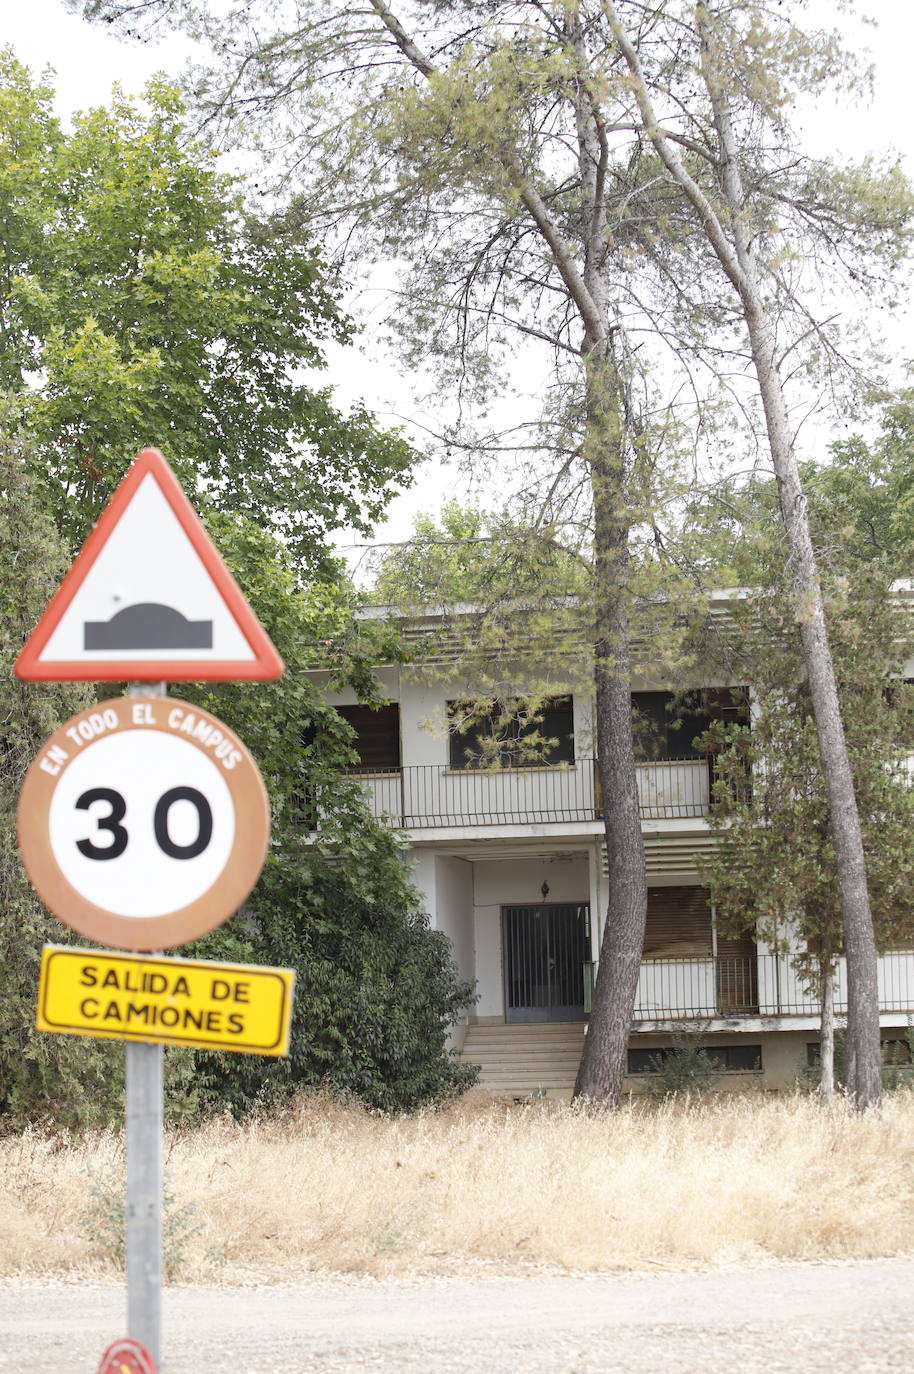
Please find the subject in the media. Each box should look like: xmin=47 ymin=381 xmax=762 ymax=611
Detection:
xmin=48 ymin=730 xmax=235 ymax=918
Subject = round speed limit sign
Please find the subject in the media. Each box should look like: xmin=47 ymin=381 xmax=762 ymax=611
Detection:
xmin=17 ymin=697 xmax=270 ymax=950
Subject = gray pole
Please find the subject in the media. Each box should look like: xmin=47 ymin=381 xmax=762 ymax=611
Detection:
xmin=126 ymin=1039 xmax=163 ymax=1364
xmin=126 ymin=682 xmax=166 ymax=1368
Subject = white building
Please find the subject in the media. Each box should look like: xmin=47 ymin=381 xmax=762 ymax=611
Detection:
xmin=308 ymin=598 xmax=914 ymax=1095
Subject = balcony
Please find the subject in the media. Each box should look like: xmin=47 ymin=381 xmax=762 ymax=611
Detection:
xmin=629 ymin=952 xmax=914 ymax=1022
xmin=344 ymin=756 xmax=711 ymax=830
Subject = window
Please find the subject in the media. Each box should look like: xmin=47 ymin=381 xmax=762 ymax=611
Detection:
xmin=447 ymin=696 xmax=575 ymax=770
xmin=883 ymin=1038 xmax=913 ymax=1066
xmin=627 ymin=1043 xmax=762 ymax=1073
xmin=643 ymin=887 xmax=713 ymax=959
xmin=808 ymin=1039 xmax=913 ymax=1068
xmin=632 ymin=688 xmax=749 ymax=761
xmin=336 ymin=704 xmax=401 ymax=772
xmin=627 ymin=1047 xmax=664 ymax=1074
xmin=705 ymin=1044 xmax=762 ymax=1072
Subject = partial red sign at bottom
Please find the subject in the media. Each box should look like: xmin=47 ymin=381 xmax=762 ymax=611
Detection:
xmin=95 ymin=1337 xmax=158 ymax=1374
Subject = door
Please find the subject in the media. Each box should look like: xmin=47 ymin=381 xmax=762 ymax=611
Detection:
xmin=503 ymin=903 xmax=590 ymax=1022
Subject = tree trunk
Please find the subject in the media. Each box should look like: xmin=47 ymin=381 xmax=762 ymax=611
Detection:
xmin=606 ymin=1 xmax=882 ymax=1110
xmin=574 ymin=354 xmax=647 ymax=1104
xmin=818 ymin=964 xmax=835 ymax=1101
xmin=566 ymin=15 xmax=647 ymax=1103
xmin=745 ymin=303 xmax=880 ymax=1110
xmin=707 ymin=107 xmax=881 ymax=1112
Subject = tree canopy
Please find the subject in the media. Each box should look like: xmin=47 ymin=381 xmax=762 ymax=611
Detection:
xmin=0 ymin=454 xmax=476 ymax=1124
xmin=0 ymin=51 xmax=414 ymax=573
xmin=72 ymin=0 xmax=914 ymax=1107
xmin=0 ymin=51 xmax=480 ymax=1123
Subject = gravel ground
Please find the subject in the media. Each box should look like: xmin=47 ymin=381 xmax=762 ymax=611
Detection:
xmin=1 ymin=1258 xmax=912 ymax=1372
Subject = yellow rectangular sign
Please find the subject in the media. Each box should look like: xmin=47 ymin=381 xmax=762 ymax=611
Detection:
xmin=37 ymin=946 xmax=295 ymax=1056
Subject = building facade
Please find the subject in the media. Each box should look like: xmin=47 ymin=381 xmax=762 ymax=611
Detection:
xmin=308 ymin=604 xmax=914 ymax=1096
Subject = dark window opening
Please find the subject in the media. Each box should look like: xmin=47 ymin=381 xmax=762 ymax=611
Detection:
xmin=883 ymin=1038 xmax=913 ymax=1066
xmin=809 ymin=1039 xmax=914 ymax=1067
xmin=706 ymin=1043 xmax=762 ymax=1071
xmin=448 ymin=696 xmax=575 ymax=770
xmin=632 ymin=688 xmax=749 ymax=761
xmin=336 ymin=703 xmax=401 ymax=772
xmin=628 ymin=1043 xmax=762 ymax=1074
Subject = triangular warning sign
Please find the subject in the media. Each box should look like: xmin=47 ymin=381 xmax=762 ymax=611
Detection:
xmin=95 ymin=1336 xmax=158 ymax=1374
xmin=16 ymin=449 xmax=284 ymax=682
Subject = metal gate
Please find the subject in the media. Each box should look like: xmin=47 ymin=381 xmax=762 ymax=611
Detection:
xmin=503 ymin=903 xmax=590 ymax=1022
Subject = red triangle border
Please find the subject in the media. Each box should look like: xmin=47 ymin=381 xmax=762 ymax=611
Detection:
xmin=15 ymin=449 xmax=285 ymax=682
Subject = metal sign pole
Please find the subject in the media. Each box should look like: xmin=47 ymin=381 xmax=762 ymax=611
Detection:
xmin=126 ymin=1039 xmax=163 ymax=1364
xmin=126 ymin=683 xmax=166 ymax=1369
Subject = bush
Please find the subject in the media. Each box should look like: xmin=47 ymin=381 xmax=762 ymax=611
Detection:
xmin=647 ymin=1022 xmax=721 ymax=1098
xmin=189 ymin=845 xmax=478 ymax=1116
xmin=2 ymin=452 xmax=473 ymax=1126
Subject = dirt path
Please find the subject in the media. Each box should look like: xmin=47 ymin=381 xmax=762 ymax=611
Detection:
xmin=1 ymin=1258 xmax=912 ymax=1372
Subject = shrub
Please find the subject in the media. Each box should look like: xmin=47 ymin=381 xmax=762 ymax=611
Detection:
xmin=647 ymin=1022 xmax=721 ymax=1098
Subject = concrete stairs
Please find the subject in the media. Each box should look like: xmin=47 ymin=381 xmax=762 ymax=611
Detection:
xmin=459 ymin=1022 xmax=586 ymax=1098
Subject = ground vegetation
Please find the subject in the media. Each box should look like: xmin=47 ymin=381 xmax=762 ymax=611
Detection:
xmin=3 ymin=1090 xmax=914 ymax=1279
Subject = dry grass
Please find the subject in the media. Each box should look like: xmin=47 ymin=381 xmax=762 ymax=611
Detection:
xmin=1 ymin=1089 xmax=913 ymax=1283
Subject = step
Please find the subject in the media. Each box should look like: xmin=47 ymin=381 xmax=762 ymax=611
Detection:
xmin=468 ymin=1047 xmax=582 ymax=1060
xmin=459 ymin=1023 xmax=585 ymax=1093
xmin=470 ymin=1068 xmax=579 ymax=1077
xmin=465 ymin=1034 xmax=585 ymax=1045
xmin=464 ymin=1033 xmax=585 ymax=1038
xmin=462 ymin=1045 xmax=584 ymax=1058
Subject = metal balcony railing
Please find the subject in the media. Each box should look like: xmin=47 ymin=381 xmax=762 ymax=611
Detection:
xmin=627 ymin=952 xmax=914 ymax=1021
xmin=339 ymin=756 xmax=713 ymax=829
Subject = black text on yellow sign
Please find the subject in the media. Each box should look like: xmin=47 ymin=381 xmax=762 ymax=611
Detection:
xmin=37 ymin=946 xmax=294 ymax=1056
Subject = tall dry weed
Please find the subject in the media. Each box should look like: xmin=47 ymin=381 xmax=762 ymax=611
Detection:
xmin=1 ymin=1089 xmax=912 ymax=1281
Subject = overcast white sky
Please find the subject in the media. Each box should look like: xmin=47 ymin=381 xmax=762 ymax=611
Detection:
xmin=3 ymin=1 xmax=914 ymax=558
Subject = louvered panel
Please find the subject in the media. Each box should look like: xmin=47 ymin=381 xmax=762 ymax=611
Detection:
xmin=604 ymin=834 xmax=719 ymax=881
xmin=336 ymin=704 xmax=401 ymax=770
xmin=643 ymin=886 xmax=713 ymax=958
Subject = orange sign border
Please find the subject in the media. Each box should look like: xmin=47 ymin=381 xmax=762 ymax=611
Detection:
xmin=15 ymin=448 xmax=284 ymax=682
xmin=17 ymin=697 xmax=270 ymax=950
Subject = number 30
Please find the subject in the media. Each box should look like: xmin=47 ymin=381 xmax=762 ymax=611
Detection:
xmin=75 ymin=787 xmax=213 ymax=861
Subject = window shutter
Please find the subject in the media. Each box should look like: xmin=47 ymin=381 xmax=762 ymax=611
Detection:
xmin=337 ymin=704 xmax=401 ymax=770
xmin=643 ymin=886 xmax=713 ymax=958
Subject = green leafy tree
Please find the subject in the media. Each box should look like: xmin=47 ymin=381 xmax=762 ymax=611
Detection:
xmin=809 ymin=391 xmax=914 ymax=577
xmin=171 ymin=516 xmax=478 ymax=1112
xmin=0 ymin=407 xmax=123 ymax=1128
xmin=371 ymin=503 xmax=590 ymax=609
xmin=73 ymin=0 xmax=713 ymax=1118
xmin=0 ymin=53 xmax=414 ymax=573
xmin=700 ymin=503 xmax=914 ymax=1098
xmin=0 ymin=52 xmax=478 ymax=1118
xmin=605 ymin=0 xmax=914 ymax=1109
xmin=75 ymin=0 xmax=913 ymax=1108
xmin=2 ymin=476 xmax=475 ymax=1121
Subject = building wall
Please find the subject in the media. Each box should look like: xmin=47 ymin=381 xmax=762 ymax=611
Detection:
xmin=434 ymin=855 xmax=475 ymax=989
xmin=623 ymin=1027 xmax=913 ymax=1093
xmin=321 ymin=671 xmax=599 ymax=770
xmin=399 ymin=678 xmax=449 ymax=767
xmin=623 ymin=1029 xmax=803 ymax=1093
xmin=409 ymin=851 xmax=474 ymax=1049
xmin=472 ymin=854 xmax=591 ymax=1020
xmin=311 ymin=665 xmax=400 ymax=709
